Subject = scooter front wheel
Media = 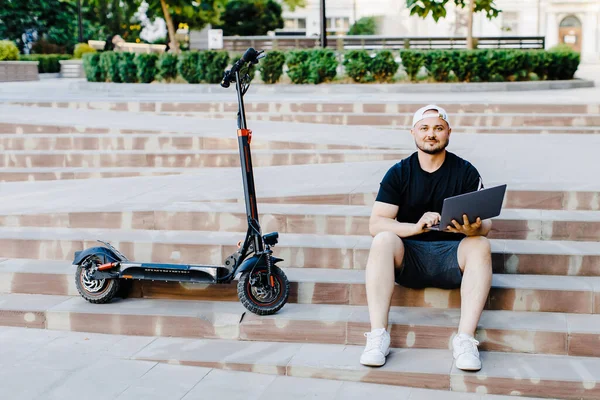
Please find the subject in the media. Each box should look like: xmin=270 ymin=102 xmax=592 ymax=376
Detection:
xmin=75 ymin=256 xmax=120 ymax=304
xmin=237 ymin=265 xmax=289 ymax=315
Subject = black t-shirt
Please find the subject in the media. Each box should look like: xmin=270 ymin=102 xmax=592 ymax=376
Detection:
xmin=375 ymin=151 xmax=483 ymax=241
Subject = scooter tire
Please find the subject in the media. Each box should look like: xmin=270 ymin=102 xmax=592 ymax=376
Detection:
xmin=237 ymin=265 xmax=289 ymax=315
xmin=75 ymin=257 xmax=120 ymax=304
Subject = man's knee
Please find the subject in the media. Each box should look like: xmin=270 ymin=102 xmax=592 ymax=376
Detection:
xmin=370 ymin=231 xmax=404 ymax=265
xmin=459 ymin=236 xmax=492 ymax=269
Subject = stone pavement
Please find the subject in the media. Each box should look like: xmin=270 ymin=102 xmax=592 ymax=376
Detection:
xmin=0 ymin=78 xmax=600 ymax=399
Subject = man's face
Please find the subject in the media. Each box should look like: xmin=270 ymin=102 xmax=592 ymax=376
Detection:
xmin=410 ymin=110 xmax=451 ymax=155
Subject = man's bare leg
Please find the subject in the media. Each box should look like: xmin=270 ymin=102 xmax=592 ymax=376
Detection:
xmin=365 ymin=231 xmax=405 ymax=330
xmin=456 ymin=236 xmax=493 ymax=336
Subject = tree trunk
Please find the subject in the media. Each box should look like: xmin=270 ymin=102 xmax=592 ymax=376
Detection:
xmin=466 ymin=0 xmax=475 ymax=50
xmin=160 ymin=0 xmax=179 ymax=53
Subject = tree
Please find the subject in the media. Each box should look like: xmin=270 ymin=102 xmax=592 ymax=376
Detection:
xmin=347 ymin=17 xmax=377 ymax=35
xmin=406 ymin=0 xmax=500 ymax=49
xmin=82 ymin=0 xmax=144 ymax=42
xmin=219 ymin=0 xmax=283 ymax=36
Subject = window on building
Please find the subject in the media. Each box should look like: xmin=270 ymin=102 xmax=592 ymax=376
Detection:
xmin=501 ymin=11 xmax=519 ymax=34
xmin=282 ymin=18 xmax=307 ymax=31
xmin=326 ymin=17 xmax=350 ymax=35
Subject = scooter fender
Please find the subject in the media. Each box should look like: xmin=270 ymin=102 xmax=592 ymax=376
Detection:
xmin=73 ymin=246 xmax=124 ymax=265
xmin=236 ymin=254 xmax=284 ymax=276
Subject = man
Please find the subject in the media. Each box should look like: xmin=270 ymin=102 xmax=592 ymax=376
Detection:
xmin=360 ymin=105 xmax=492 ymax=371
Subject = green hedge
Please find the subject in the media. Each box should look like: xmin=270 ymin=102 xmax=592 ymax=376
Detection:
xmin=19 ymin=54 xmax=71 ymax=73
xmin=0 ymin=40 xmax=19 ymax=61
xmin=82 ymin=48 xmax=580 ymax=84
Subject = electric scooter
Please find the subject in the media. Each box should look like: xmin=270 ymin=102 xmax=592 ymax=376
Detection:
xmin=72 ymin=48 xmax=290 ymax=315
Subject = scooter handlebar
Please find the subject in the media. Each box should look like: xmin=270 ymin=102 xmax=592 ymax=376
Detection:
xmin=221 ymin=47 xmax=264 ymax=88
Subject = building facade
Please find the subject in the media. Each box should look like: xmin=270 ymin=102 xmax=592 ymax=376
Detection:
xmin=278 ymin=0 xmax=600 ymax=63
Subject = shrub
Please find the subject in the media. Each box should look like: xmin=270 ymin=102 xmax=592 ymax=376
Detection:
xmin=157 ymin=53 xmax=179 ymax=81
xmin=370 ymin=50 xmax=399 ymax=82
xmin=307 ymin=48 xmax=338 ymax=84
xmin=399 ymin=50 xmax=426 ymax=81
xmin=100 ymin=51 xmax=120 ymax=82
xmin=178 ymin=51 xmax=202 ymax=83
xmin=259 ymin=50 xmax=285 ymax=84
xmin=424 ymin=51 xmax=455 ymax=82
xmin=83 ymin=53 xmax=104 ymax=82
xmin=0 ymin=40 xmax=19 ymax=61
xmin=118 ymin=52 xmax=137 ymax=83
xmin=343 ymin=50 xmax=373 ymax=83
xmin=347 ymin=17 xmax=377 ymax=35
xmin=31 ymin=39 xmax=66 ymax=54
xmin=286 ymin=50 xmax=311 ymax=84
xmin=547 ymin=45 xmax=580 ymax=80
xmin=134 ymin=53 xmax=158 ymax=83
xmin=200 ymin=51 xmax=229 ymax=83
xmin=452 ymin=50 xmax=478 ymax=82
xmin=73 ymin=43 xmax=96 ymax=59
xmin=19 ymin=54 xmax=71 ymax=73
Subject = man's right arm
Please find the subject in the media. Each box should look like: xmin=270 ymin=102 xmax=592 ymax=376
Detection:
xmin=369 ymin=201 xmax=432 ymax=238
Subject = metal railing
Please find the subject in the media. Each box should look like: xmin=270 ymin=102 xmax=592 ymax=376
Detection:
xmin=222 ymin=35 xmax=545 ymax=51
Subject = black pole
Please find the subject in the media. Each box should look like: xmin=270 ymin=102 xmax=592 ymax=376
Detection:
xmin=77 ymin=0 xmax=84 ymax=43
xmin=320 ymin=0 xmax=327 ymax=48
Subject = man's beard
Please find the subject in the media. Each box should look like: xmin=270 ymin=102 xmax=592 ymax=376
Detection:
xmin=416 ymin=137 xmax=449 ymax=154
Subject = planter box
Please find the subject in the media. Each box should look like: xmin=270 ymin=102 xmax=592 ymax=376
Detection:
xmin=60 ymin=59 xmax=84 ymax=78
xmin=0 ymin=61 xmax=39 ymax=82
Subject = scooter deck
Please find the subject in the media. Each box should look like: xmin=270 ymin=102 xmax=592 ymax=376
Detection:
xmin=118 ymin=262 xmax=230 ymax=283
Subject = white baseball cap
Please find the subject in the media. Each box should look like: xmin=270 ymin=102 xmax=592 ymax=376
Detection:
xmin=412 ymin=104 xmax=450 ymax=128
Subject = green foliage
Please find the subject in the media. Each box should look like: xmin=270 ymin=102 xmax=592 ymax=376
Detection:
xmin=0 ymin=40 xmax=19 ymax=61
xmin=259 ymin=50 xmax=285 ymax=84
xmin=308 ymin=49 xmax=338 ymax=84
xmin=200 ymin=51 xmax=229 ymax=83
xmin=158 ymin=53 xmax=179 ymax=81
xmin=99 ymin=51 xmax=120 ymax=82
xmin=452 ymin=50 xmax=478 ymax=82
xmin=232 ymin=53 xmax=257 ymax=82
xmin=134 ymin=53 xmax=158 ymax=83
xmin=399 ymin=50 xmax=427 ymax=81
xmin=343 ymin=50 xmax=373 ymax=83
xmin=424 ymin=51 xmax=456 ymax=82
xmin=178 ymin=51 xmax=201 ymax=83
xmin=219 ymin=0 xmax=283 ymax=36
xmin=74 ymin=43 xmax=97 ymax=59
xmin=118 ymin=52 xmax=137 ymax=83
xmin=83 ymin=53 xmax=104 ymax=82
xmin=407 ymin=0 xmax=500 ymax=22
xmin=347 ymin=17 xmax=377 ymax=35
xmin=19 ymin=54 xmax=71 ymax=73
xmin=286 ymin=50 xmax=311 ymax=84
xmin=371 ymin=50 xmax=399 ymax=82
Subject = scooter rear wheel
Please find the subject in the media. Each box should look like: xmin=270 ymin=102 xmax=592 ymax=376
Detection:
xmin=237 ymin=265 xmax=289 ymax=315
xmin=75 ymin=256 xmax=120 ymax=304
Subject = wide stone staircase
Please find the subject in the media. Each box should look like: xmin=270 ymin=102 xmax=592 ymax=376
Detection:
xmin=0 ymin=100 xmax=599 ymax=399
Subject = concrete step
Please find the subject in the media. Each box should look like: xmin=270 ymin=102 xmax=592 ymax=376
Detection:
xmin=10 ymin=99 xmax=600 ymax=115
xmin=3 ymin=204 xmax=597 ymax=242
xmin=0 ymin=227 xmax=597 ymax=276
xmin=0 ymin=168 xmax=188 ymax=182
xmin=0 ymin=149 xmax=405 ymax=168
xmin=1 ymin=259 xmax=599 ymax=313
xmin=260 ymin=190 xmax=600 ymax=211
xmin=1 ymin=293 xmax=599 ymax=358
xmin=0 ymin=133 xmax=369 ymax=151
xmin=0 ymin=326 xmax=559 ymax=400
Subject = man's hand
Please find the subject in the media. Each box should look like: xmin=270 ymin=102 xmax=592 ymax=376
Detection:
xmin=414 ymin=212 xmax=442 ymax=235
xmin=447 ymin=214 xmax=482 ymax=236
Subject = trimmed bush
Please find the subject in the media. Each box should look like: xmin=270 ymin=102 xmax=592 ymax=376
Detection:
xmin=286 ymin=50 xmax=311 ymax=84
xmin=399 ymin=50 xmax=426 ymax=81
xmin=134 ymin=53 xmax=158 ymax=83
xmin=178 ymin=51 xmax=202 ymax=83
xmin=424 ymin=51 xmax=455 ymax=82
xmin=547 ymin=46 xmax=580 ymax=80
xmin=73 ymin=43 xmax=96 ymax=59
xmin=200 ymin=51 xmax=229 ymax=83
xmin=259 ymin=50 xmax=285 ymax=84
xmin=370 ymin=50 xmax=398 ymax=83
xmin=158 ymin=53 xmax=179 ymax=81
xmin=308 ymin=49 xmax=338 ymax=84
xmin=118 ymin=53 xmax=137 ymax=83
xmin=83 ymin=53 xmax=104 ymax=82
xmin=452 ymin=51 xmax=478 ymax=82
xmin=0 ymin=40 xmax=19 ymax=61
xmin=100 ymin=51 xmax=120 ymax=82
xmin=343 ymin=50 xmax=373 ymax=83
xmin=20 ymin=54 xmax=71 ymax=73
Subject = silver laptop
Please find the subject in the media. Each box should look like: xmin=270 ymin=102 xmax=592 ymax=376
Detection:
xmin=429 ymin=184 xmax=507 ymax=231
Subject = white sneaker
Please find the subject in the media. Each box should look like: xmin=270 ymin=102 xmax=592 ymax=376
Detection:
xmin=360 ymin=328 xmax=391 ymax=367
xmin=452 ymin=333 xmax=482 ymax=371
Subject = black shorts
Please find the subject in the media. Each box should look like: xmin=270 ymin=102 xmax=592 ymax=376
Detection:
xmin=394 ymin=239 xmax=463 ymax=289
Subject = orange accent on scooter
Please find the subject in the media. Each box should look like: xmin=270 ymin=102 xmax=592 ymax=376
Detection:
xmin=237 ymin=240 xmax=243 ymax=248
xmin=270 ymin=275 xmax=275 ymax=287
xmin=123 ymin=275 xmax=133 ymax=279
xmin=237 ymin=129 xmax=252 ymax=144
xmin=98 ymin=262 xmax=117 ymax=271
